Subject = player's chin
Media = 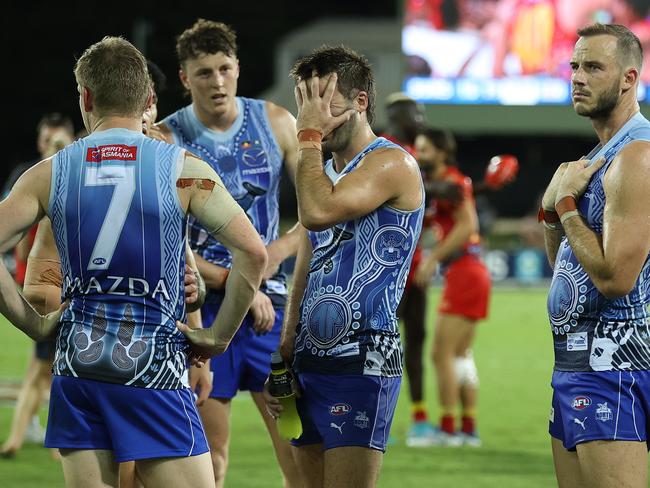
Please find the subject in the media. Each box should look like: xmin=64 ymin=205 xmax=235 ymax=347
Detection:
xmin=572 ymin=101 xmax=591 ymax=116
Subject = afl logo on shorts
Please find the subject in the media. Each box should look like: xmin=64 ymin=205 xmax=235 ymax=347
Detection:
xmin=572 ymin=396 xmax=592 ymax=410
xmin=330 ymin=403 xmax=351 ymax=416
xmin=92 ymin=257 xmax=106 ymax=266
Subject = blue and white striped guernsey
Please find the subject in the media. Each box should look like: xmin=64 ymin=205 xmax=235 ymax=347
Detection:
xmin=49 ymin=128 xmax=189 ymax=389
xmin=293 ymin=137 xmax=424 ymax=377
xmin=162 ymin=97 xmax=287 ymax=306
xmin=549 ymin=112 xmax=650 ymax=372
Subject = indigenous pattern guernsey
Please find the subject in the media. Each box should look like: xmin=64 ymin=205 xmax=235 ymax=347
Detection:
xmin=293 ymin=138 xmax=424 ymax=377
xmin=548 ymin=112 xmax=650 ymax=372
xmin=162 ymin=98 xmax=287 ymax=306
xmin=50 ymin=128 xmax=189 ymax=389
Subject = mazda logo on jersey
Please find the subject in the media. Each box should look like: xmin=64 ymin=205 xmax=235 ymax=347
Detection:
xmin=330 ymin=403 xmax=351 ymax=416
xmin=572 ymin=396 xmax=592 ymax=410
xmin=63 ymin=275 xmax=171 ymax=300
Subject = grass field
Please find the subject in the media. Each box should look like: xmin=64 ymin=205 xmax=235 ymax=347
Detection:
xmin=0 ymin=288 xmax=559 ymax=487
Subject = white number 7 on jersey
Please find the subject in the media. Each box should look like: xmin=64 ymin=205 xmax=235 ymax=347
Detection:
xmin=84 ymin=165 xmax=136 ymax=270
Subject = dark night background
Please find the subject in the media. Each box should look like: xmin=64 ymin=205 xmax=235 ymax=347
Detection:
xmin=3 ymin=0 xmax=597 ymax=219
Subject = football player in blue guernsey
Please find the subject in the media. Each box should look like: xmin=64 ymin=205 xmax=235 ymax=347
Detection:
xmin=266 ymin=46 xmax=424 ymax=487
xmin=539 ymin=24 xmax=650 ymax=488
xmin=154 ymin=19 xmax=302 ymax=488
xmin=0 ymin=37 xmax=267 ymax=488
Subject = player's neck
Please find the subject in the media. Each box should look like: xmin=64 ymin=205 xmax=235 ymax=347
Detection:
xmin=591 ymin=98 xmax=640 ymax=145
xmin=332 ymin=125 xmax=377 ymax=172
xmin=193 ymin=99 xmax=239 ymax=132
xmin=90 ymin=116 xmax=142 ymax=134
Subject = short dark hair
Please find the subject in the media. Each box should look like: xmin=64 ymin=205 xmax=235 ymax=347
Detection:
xmin=176 ymin=19 xmax=237 ymax=66
xmin=290 ymin=45 xmax=376 ymax=125
xmin=577 ymin=23 xmax=643 ymax=71
xmin=147 ymin=60 xmax=167 ymax=94
xmin=36 ymin=113 xmax=74 ymax=136
xmin=419 ymin=127 xmax=457 ymax=166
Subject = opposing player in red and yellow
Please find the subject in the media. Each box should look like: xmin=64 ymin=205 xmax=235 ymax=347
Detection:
xmin=414 ymin=127 xmax=492 ymax=446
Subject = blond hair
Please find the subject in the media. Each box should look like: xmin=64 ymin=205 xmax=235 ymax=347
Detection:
xmin=74 ymin=36 xmax=150 ymax=118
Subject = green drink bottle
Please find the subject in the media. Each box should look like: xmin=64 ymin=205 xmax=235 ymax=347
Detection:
xmin=269 ymin=352 xmax=302 ymax=440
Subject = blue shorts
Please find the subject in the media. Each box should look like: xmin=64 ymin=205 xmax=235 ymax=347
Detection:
xmin=291 ymin=373 xmax=401 ymax=452
xmin=202 ymin=298 xmax=283 ymax=399
xmin=45 ymin=376 xmax=209 ymax=462
xmin=549 ymin=370 xmax=650 ymax=451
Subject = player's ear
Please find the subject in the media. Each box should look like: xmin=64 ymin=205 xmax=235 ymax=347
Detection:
xmin=81 ymin=86 xmax=93 ymax=113
xmin=234 ymin=58 xmax=240 ymax=80
xmin=622 ymin=67 xmax=639 ymax=92
xmin=179 ymin=68 xmax=191 ymax=90
xmin=355 ymin=91 xmax=368 ymax=113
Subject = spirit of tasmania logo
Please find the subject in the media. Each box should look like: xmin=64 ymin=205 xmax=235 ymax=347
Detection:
xmin=572 ymin=396 xmax=592 ymax=410
xmin=86 ymin=145 xmax=137 ymax=163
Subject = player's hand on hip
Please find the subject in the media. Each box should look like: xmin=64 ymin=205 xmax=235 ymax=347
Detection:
xmin=250 ymin=290 xmax=275 ymax=335
xmin=176 ymin=321 xmax=228 ymax=361
xmin=184 ymin=264 xmax=199 ymax=305
xmin=189 ymin=361 xmax=212 ymax=407
xmin=542 ymin=162 xmax=570 ymax=210
xmin=556 ymin=157 xmax=606 ymax=203
xmin=37 ymin=300 xmax=69 ymax=341
xmin=294 ymin=73 xmax=356 ymax=138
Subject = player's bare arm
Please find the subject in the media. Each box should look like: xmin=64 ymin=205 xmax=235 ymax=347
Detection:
xmin=265 ymin=228 xmax=311 ymax=419
xmin=0 ymin=159 xmax=67 ymax=339
xmin=414 ymin=197 xmax=478 ymax=288
xmin=279 ymin=227 xmax=312 ymax=365
xmin=176 ymin=153 xmax=267 ymax=357
xmin=541 ymin=162 xmax=569 ymax=266
xmin=558 ymin=143 xmax=650 ymax=298
xmin=297 ymin=145 xmax=422 ymax=230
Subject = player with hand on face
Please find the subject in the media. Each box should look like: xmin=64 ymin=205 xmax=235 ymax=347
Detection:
xmin=266 ymin=45 xmax=424 ymax=488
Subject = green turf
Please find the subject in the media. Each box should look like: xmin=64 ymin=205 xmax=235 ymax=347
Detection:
xmin=0 ymin=288 xmax=560 ymax=487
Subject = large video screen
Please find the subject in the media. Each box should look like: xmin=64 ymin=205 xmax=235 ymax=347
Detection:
xmin=402 ymin=0 xmax=650 ymax=104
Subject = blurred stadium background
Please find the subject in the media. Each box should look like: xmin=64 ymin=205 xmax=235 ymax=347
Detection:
xmin=3 ymin=0 xmax=650 ymax=486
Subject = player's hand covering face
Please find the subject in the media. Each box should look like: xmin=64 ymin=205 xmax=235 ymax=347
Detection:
xmin=294 ymin=73 xmax=356 ymax=138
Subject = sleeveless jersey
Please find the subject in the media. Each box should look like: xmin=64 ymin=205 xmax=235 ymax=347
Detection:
xmin=548 ymin=112 xmax=650 ymax=371
xmin=431 ymin=166 xmax=482 ymax=264
xmin=293 ymin=138 xmax=424 ymax=377
xmin=49 ymin=128 xmax=189 ymax=389
xmin=162 ymin=98 xmax=287 ymax=305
